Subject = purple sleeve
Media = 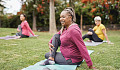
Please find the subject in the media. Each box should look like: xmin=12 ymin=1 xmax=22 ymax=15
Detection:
xmin=49 ymin=31 xmax=61 ymax=43
xmin=70 ymin=28 xmax=93 ymax=66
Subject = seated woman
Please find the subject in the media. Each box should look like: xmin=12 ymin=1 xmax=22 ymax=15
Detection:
xmin=40 ymin=7 xmax=95 ymax=69
xmin=82 ymin=16 xmax=111 ymax=44
xmin=16 ymin=14 xmax=35 ymax=38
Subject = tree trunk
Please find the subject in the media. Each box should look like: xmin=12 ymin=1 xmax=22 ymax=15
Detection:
xmin=65 ymin=0 xmax=67 ymax=5
xmin=0 ymin=19 xmax=1 ymax=27
xmin=69 ymin=0 xmax=72 ymax=7
xmin=32 ymin=10 xmax=37 ymax=31
xmin=80 ymin=14 xmax=83 ymax=33
xmin=69 ymin=0 xmax=75 ymax=8
xmin=49 ymin=0 xmax=57 ymax=33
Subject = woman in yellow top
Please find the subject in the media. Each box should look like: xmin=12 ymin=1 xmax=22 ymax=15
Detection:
xmin=82 ymin=16 xmax=111 ymax=44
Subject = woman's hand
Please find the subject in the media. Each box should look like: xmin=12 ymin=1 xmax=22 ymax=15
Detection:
xmin=87 ymin=32 xmax=93 ymax=35
xmin=48 ymin=43 xmax=54 ymax=51
xmin=17 ymin=29 xmax=21 ymax=32
xmin=107 ymin=41 xmax=114 ymax=44
xmin=34 ymin=35 xmax=39 ymax=38
xmin=89 ymin=65 xmax=96 ymax=69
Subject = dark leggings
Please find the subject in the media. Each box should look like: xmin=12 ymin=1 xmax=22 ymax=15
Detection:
xmin=16 ymin=32 xmax=29 ymax=38
xmin=82 ymin=28 xmax=103 ymax=42
xmin=45 ymin=34 xmax=82 ymax=65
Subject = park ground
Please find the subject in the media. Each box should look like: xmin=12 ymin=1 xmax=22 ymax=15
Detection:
xmin=0 ymin=28 xmax=120 ymax=70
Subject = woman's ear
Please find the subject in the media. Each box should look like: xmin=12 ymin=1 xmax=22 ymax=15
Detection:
xmin=69 ymin=16 xmax=72 ymax=19
xmin=70 ymin=16 xmax=73 ymax=21
xmin=68 ymin=16 xmax=72 ymax=22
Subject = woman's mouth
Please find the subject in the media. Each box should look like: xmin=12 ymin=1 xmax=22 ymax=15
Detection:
xmin=61 ymin=21 xmax=65 ymax=24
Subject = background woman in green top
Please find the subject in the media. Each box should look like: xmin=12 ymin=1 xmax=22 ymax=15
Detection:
xmin=82 ymin=16 xmax=112 ymax=44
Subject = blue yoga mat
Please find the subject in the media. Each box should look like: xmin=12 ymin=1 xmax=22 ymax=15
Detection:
xmin=22 ymin=50 xmax=94 ymax=70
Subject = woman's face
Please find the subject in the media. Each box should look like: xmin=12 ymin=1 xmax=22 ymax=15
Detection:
xmin=95 ymin=20 xmax=101 ymax=26
xmin=60 ymin=11 xmax=72 ymax=27
xmin=20 ymin=14 xmax=25 ymax=21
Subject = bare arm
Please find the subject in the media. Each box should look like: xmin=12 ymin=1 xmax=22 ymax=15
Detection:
xmin=102 ymin=29 xmax=110 ymax=44
xmin=17 ymin=28 xmax=21 ymax=32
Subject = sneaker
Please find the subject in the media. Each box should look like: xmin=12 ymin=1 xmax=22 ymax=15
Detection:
xmin=40 ymin=59 xmax=55 ymax=66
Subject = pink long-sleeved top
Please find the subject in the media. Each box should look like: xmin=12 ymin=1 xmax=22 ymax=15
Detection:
xmin=49 ymin=24 xmax=93 ymax=66
xmin=20 ymin=20 xmax=34 ymax=36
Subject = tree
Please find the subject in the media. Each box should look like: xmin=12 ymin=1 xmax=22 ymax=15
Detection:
xmin=21 ymin=0 xmax=37 ymax=31
xmin=0 ymin=0 xmax=5 ymax=27
xmin=69 ymin=0 xmax=75 ymax=8
xmin=26 ymin=0 xmax=37 ymax=31
xmin=32 ymin=0 xmax=37 ymax=31
xmin=23 ymin=0 xmax=58 ymax=32
xmin=49 ymin=0 xmax=57 ymax=33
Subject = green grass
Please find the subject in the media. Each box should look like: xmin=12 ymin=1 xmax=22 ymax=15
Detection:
xmin=0 ymin=28 xmax=120 ymax=70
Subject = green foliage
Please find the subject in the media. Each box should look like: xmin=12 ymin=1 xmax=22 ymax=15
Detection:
xmin=0 ymin=1 xmax=119 ymax=28
xmin=0 ymin=15 xmax=20 ymax=28
xmin=23 ymin=0 xmax=65 ymax=28
xmin=75 ymin=1 xmax=120 ymax=25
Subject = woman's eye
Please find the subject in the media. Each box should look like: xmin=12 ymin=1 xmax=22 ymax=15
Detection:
xmin=60 ymin=16 xmax=66 ymax=18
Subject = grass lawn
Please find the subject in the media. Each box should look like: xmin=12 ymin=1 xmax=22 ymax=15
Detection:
xmin=0 ymin=28 xmax=120 ymax=70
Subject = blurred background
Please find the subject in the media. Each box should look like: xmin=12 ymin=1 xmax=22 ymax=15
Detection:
xmin=0 ymin=0 xmax=120 ymax=32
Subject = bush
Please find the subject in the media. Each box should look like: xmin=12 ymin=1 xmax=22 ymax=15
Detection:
xmin=0 ymin=15 xmax=21 ymax=28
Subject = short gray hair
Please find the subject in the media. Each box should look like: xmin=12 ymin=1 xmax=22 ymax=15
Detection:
xmin=94 ymin=16 xmax=101 ymax=21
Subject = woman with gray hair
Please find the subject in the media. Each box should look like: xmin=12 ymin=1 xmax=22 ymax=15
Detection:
xmin=82 ymin=16 xmax=112 ymax=44
xmin=40 ymin=7 xmax=95 ymax=69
